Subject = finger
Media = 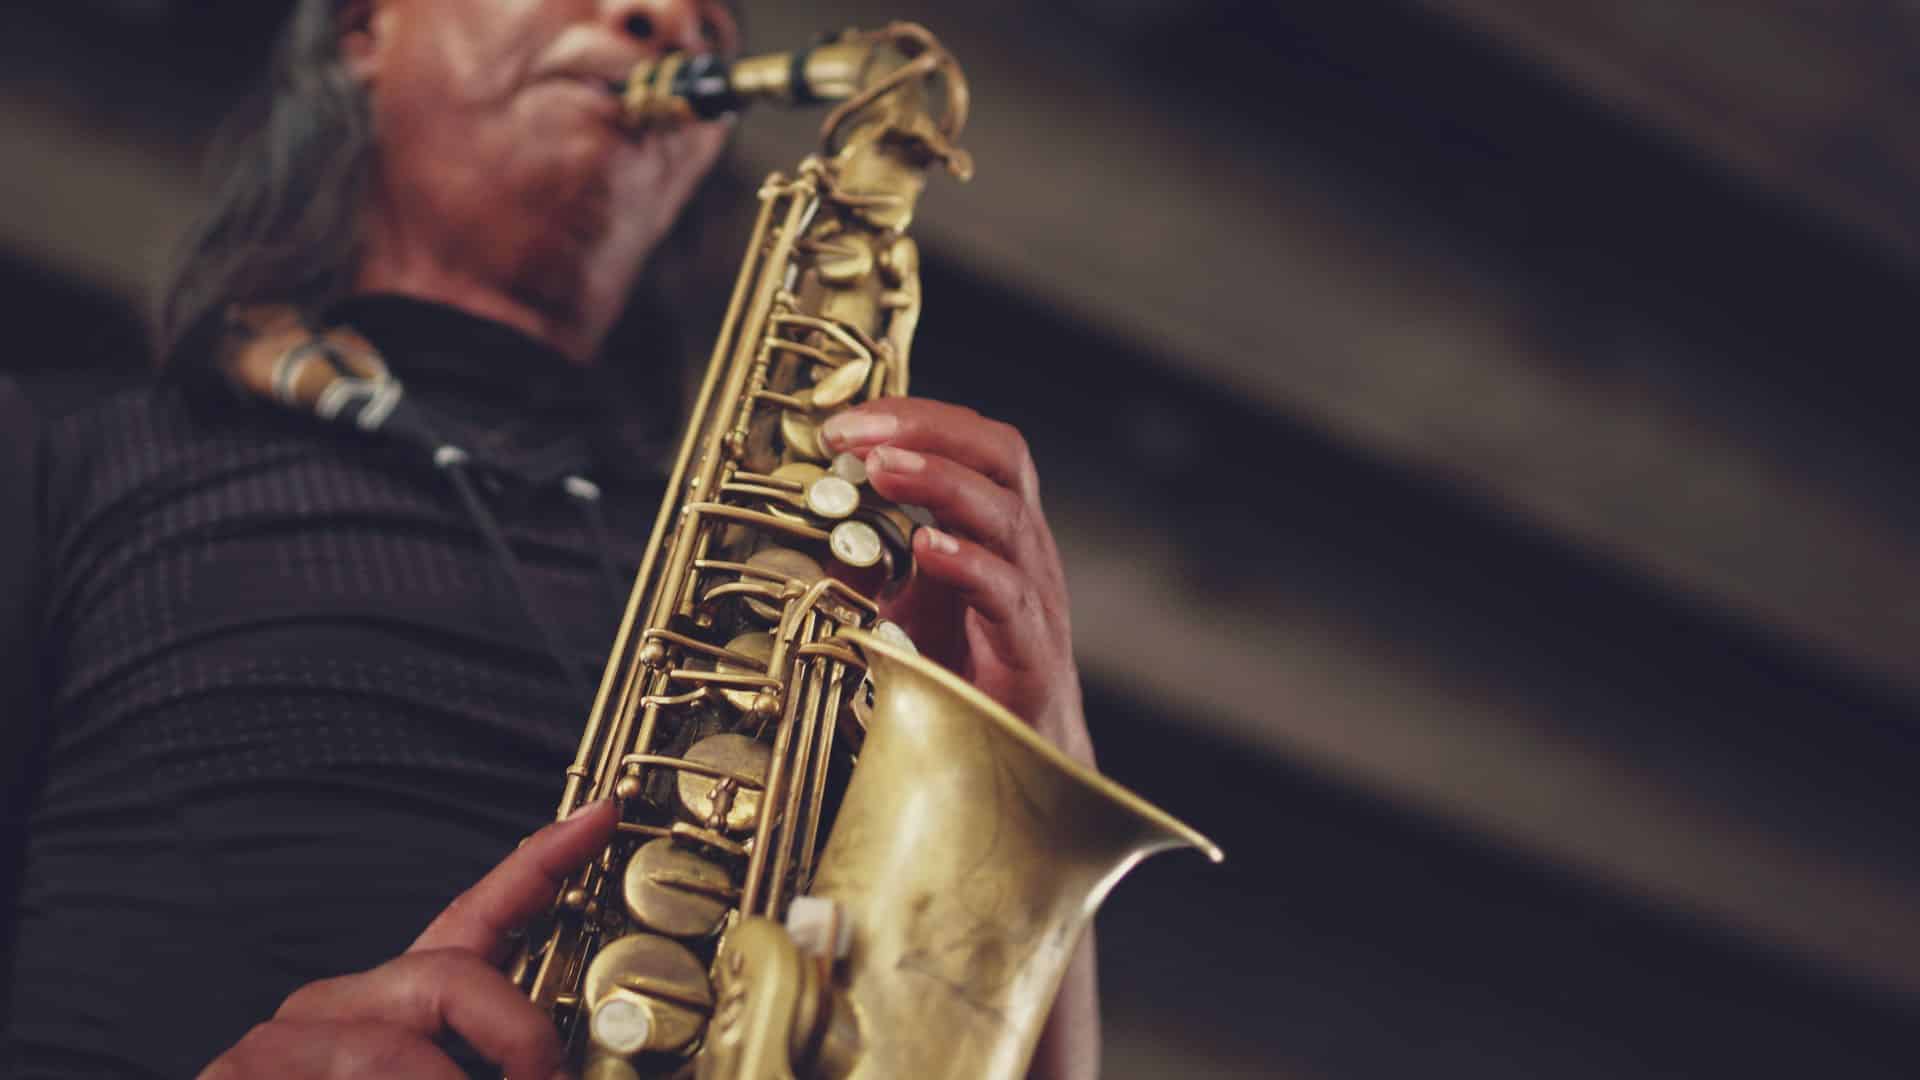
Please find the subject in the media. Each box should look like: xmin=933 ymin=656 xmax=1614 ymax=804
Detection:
xmin=912 ymin=527 xmax=1058 ymax=670
xmin=410 ymin=798 xmax=616 ymax=960
xmin=820 ymin=399 xmax=1039 ymax=503
xmin=203 ymin=1019 xmax=465 ymax=1080
xmin=277 ymin=951 xmax=562 ymax=1080
xmin=864 ymin=446 xmax=1048 ymax=570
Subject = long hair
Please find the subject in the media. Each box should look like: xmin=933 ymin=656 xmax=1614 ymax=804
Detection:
xmin=155 ymin=0 xmax=752 ymax=452
xmin=155 ymin=0 xmax=371 ymax=367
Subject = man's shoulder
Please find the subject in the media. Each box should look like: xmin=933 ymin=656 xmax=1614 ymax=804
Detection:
xmin=3 ymin=364 xmax=148 ymax=424
xmin=33 ymin=375 xmax=379 ymax=531
xmin=8 ymin=370 xmax=191 ymax=454
xmin=39 ymin=372 xmax=335 ymax=474
xmin=36 ymin=376 xmax=209 ymax=481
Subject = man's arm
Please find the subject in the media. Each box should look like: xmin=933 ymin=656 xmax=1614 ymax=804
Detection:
xmin=1031 ymin=931 xmax=1101 ymax=1080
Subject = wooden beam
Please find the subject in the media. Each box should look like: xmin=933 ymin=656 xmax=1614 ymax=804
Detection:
xmin=1063 ymin=500 xmax=1920 ymax=1001
xmin=0 ymin=91 xmax=195 ymax=302
xmin=1416 ymin=0 xmax=1920 ymax=267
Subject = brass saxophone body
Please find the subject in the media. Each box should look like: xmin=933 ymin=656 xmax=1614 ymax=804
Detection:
xmin=511 ymin=25 xmax=1220 ymax=1079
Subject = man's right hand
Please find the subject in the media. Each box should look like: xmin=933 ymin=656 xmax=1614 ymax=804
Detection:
xmin=197 ymin=800 xmax=617 ymax=1080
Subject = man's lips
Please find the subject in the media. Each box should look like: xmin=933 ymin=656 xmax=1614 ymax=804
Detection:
xmin=528 ymin=71 xmax=632 ymax=131
xmin=542 ymin=71 xmax=625 ymax=95
xmin=535 ymin=35 xmax=647 ymax=94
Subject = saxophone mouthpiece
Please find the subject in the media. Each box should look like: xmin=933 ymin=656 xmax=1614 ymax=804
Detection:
xmin=619 ymin=53 xmax=740 ymax=131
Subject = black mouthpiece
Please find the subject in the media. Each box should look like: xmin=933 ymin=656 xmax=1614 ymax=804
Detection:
xmin=674 ymin=53 xmax=739 ymax=119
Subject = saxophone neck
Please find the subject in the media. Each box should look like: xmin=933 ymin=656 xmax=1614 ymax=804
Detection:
xmin=621 ymin=23 xmax=972 ymax=180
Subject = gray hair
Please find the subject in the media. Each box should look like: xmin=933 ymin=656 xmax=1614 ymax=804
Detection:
xmin=156 ymin=0 xmax=372 ymax=366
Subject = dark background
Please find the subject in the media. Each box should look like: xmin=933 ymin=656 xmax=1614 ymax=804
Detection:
xmin=5 ymin=2 xmax=1920 ymax=1076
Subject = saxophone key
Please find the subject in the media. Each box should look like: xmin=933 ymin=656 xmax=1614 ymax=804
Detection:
xmin=746 ymin=545 xmax=825 ymax=585
xmin=828 ymin=520 xmax=883 ymax=569
xmin=780 ymin=409 xmax=827 ymax=461
xmin=589 ymin=994 xmax=653 ymax=1058
xmin=830 ymin=451 xmax=867 ymax=486
xmin=622 ymin=838 xmax=736 ymax=938
xmin=762 ymin=462 xmax=825 ymax=526
xmin=715 ymin=632 xmax=775 ymax=712
xmin=742 ymin=547 xmax=825 ymax=622
xmin=810 ymin=355 xmax=873 ymax=409
xmin=768 ymin=461 xmax=827 ymax=489
xmin=676 ymin=733 xmax=773 ymax=833
xmin=805 ymin=475 xmax=860 ymax=520
xmin=581 ymin=934 xmax=713 ymax=1056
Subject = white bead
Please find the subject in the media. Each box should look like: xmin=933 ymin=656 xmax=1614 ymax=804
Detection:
xmin=785 ymin=895 xmax=851 ymax=960
xmin=590 ymin=994 xmax=654 ymax=1056
xmin=807 ymin=475 xmax=860 ymax=519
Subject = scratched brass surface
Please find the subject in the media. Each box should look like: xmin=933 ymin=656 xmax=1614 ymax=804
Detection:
xmin=811 ymin=630 xmax=1221 ymax=1079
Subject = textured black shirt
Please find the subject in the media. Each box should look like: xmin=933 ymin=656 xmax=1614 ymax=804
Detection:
xmin=2 ymin=297 xmax=662 ymax=1077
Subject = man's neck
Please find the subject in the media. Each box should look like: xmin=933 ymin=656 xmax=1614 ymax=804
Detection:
xmin=351 ymin=196 xmax=632 ymax=366
xmin=350 ymin=265 xmax=600 ymax=366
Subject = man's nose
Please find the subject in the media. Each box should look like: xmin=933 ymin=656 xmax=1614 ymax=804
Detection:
xmin=606 ymin=0 xmax=711 ymax=55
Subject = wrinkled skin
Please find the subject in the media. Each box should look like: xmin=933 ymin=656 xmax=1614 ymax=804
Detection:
xmin=346 ymin=0 xmax=738 ymax=359
xmin=199 ymin=2 xmax=1099 ymax=1078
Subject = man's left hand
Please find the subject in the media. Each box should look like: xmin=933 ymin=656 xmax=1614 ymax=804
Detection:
xmin=821 ymin=398 xmax=1092 ymax=769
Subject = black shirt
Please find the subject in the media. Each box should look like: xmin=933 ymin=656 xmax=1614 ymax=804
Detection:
xmin=2 ymin=298 xmax=662 ymax=1077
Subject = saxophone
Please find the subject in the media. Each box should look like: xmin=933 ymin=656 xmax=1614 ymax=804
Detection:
xmin=510 ymin=25 xmax=1221 ymax=1079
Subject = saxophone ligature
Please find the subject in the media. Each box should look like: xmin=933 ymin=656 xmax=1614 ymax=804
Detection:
xmin=510 ymin=24 xmax=1222 ymax=1080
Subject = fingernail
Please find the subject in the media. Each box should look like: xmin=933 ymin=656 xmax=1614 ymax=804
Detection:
xmin=869 ymin=446 xmax=925 ymax=474
xmin=821 ymin=411 xmax=897 ymax=450
xmin=921 ymin=528 xmax=960 ymax=555
xmin=564 ymin=799 xmax=609 ymax=822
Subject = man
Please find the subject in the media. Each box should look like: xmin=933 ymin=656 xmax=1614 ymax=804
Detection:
xmin=0 ymin=1 xmax=1098 ymax=1078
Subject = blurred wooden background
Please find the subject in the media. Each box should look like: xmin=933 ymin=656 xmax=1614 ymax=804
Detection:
xmin=4 ymin=2 xmax=1919 ymax=1075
